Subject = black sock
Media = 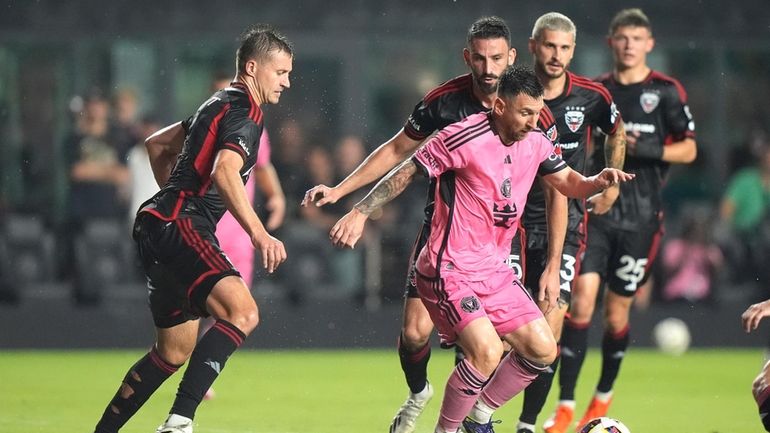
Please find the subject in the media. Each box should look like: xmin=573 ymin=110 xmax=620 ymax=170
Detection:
xmin=171 ymin=319 xmax=246 ymax=419
xmin=398 ymin=334 xmax=431 ymax=394
xmin=520 ymin=351 xmax=560 ymax=425
xmin=759 ymin=395 xmax=770 ymax=431
xmin=558 ymin=319 xmax=590 ymax=401
xmin=94 ymin=347 xmax=181 ymax=433
xmin=597 ymin=325 xmax=630 ymax=393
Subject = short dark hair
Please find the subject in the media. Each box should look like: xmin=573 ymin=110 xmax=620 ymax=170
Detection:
xmin=609 ymin=8 xmax=652 ymax=36
xmin=236 ymin=24 xmax=294 ymax=74
xmin=467 ymin=16 xmax=511 ymax=46
xmin=497 ymin=65 xmax=544 ymax=101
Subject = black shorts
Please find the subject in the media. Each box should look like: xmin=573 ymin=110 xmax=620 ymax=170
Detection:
xmin=579 ymin=218 xmax=663 ymax=297
xmin=404 ymin=222 xmax=431 ymax=299
xmin=133 ymin=212 xmax=239 ymax=328
xmin=509 ymin=229 xmax=584 ymax=304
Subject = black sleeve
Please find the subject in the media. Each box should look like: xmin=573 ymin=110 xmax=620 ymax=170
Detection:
xmin=404 ymin=98 xmax=441 ymax=141
xmin=663 ymin=82 xmax=695 ymax=141
xmin=217 ymin=107 xmax=262 ymax=162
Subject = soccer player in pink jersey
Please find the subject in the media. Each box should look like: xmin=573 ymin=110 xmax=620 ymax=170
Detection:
xmin=330 ymin=65 xmax=633 ymax=433
xmin=742 ymin=299 xmax=770 ymax=432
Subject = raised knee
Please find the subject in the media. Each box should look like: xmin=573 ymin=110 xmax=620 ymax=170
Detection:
xmin=530 ymin=334 xmax=558 ymax=365
xmin=467 ymin=341 xmax=504 ymax=376
xmin=229 ymin=307 xmax=259 ymax=335
xmin=156 ymin=346 xmax=193 ymax=366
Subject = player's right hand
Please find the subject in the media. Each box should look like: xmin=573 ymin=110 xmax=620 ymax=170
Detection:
xmin=251 ymin=231 xmax=287 ymax=274
xmin=301 ymin=184 xmax=340 ymax=207
xmin=329 ymin=208 xmax=368 ymax=249
xmin=742 ymin=299 xmax=770 ymax=333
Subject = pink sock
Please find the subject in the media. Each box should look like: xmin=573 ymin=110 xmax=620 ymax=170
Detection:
xmin=438 ymin=359 xmax=489 ymax=431
xmin=478 ymin=352 xmax=547 ymax=410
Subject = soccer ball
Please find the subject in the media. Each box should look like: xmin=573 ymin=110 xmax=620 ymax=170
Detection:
xmin=652 ymin=317 xmax=691 ymax=356
xmin=578 ymin=417 xmax=631 ymax=433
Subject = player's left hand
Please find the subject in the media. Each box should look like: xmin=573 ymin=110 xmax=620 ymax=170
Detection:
xmin=742 ymin=299 xmax=770 ymax=333
xmin=265 ymin=194 xmax=286 ymax=231
xmin=329 ymin=208 xmax=368 ymax=249
xmin=537 ymin=264 xmax=560 ymax=314
xmin=587 ymin=185 xmax=620 ymax=215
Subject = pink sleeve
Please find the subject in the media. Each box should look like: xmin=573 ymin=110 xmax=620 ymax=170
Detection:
xmin=413 ymin=123 xmax=466 ymax=178
xmin=255 ymin=129 xmax=271 ymax=168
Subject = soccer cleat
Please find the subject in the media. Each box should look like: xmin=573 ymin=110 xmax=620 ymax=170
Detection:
xmin=516 ymin=428 xmax=534 ymax=433
xmin=542 ymin=404 xmax=574 ymax=433
xmin=156 ymin=418 xmax=193 ymax=433
xmin=388 ymin=382 xmax=434 ymax=433
xmin=461 ymin=417 xmax=501 ymax=433
xmin=575 ymin=397 xmax=612 ymax=432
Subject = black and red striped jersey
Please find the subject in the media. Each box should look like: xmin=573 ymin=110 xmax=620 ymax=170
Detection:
xmin=404 ymin=73 xmax=558 ymax=222
xmin=590 ymin=70 xmax=696 ymax=230
xmin=522 ymin=71 xmax=621 ymax=234
xmin=140 ymin=82 xmax=264 ymax=226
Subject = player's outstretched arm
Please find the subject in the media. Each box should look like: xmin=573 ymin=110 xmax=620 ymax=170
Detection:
xmin=588 ymin=122 xmax=627 ymax=215
xmin=544 ymin=166 xmax=634 ymax=199
xmin=145 ymin=121 xmax=185 ymax=187
xmin=329 ymin=158 xmax=419 ymax=249
xmin=302 ymin=130 xmax=421 ymax=207
xmin=212 ymin=150 xmax=287 ymax=273
xmin=743 ymin=299 xmax=770 ymax=333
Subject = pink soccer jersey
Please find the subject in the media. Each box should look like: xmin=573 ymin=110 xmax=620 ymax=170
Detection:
xmin=413 ymin=112 xmax=566 ymax=281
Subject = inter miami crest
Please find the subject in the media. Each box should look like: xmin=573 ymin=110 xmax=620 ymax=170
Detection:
xmin=460 ymin=296 xmax=480 ymax=313
xmin=564 ymin=106 xmax=585 ymax=133
xmin=640 ymin=91 xmax=660 ymax=113
xmin=500 ymin=177 xmax=511 ymax=198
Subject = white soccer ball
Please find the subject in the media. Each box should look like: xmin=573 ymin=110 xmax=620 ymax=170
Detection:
xmin=578 ymin=417 xmax=631 ymax=433
xmin=652 ymin=317 xmax=691 ymax=356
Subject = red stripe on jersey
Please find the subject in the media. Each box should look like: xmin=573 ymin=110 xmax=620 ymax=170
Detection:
xmin=142 ymin=191 xmax=188 ymax=221
xmin=538 ymin=105 xmax=555 ymax=129
xmin=571 ymin=73 xmax=613 ymax=104
xmin=194 ymin=103 xmax=231 ymax=178
xmin=649 ymin=70 xmax=688 ymax=102
xmin=186 ymin=269 xmax=220 ymax=297
xmin=423 ymin=74 xmax=472 ymax=105
xmin=221 ymin=142 xmax=248 ymax=160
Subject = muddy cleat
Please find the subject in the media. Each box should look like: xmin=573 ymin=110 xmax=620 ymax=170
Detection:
xmin=576 ymin=397 xmax=612 ymax=432
xmin=389 ymin=382 xmax=434 ymax=433
xmin=542 ymin=404 xmax=574 ymax=433
xmin=461 ymin=417 xmax=501 ymax=433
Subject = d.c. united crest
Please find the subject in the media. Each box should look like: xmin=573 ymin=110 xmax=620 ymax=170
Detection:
xmin=640 ymin=91 xmax=660 ymax=113
xmin=565 ymin=109 xmax=585 ymax=133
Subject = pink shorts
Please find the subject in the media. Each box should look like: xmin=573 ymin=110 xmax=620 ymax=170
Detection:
xmin=415 ymin=269 xmax=543 ymax=346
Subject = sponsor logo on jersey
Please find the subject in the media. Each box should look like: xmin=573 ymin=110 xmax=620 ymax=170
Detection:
xmin=237 ymin=137 xmax=250 ymax=156
xmin=610 ymin=102 xmax=619 ymax=124
xmin=501 ymin=178 xmax=511 ymax=198
xmin=493 ymin=202 xmax=518 ymax=227
xmin=564 ymin=106 xmax=585 ymax=133
xmin=625 ymin=122 xmax=656 ymax=134
xmin=640 ymin=91 xmax=660 ymax=113
xmin=417 ymin=148 xmax=440 ymax=171
xmin=460 ymin=296 xmax=480 ymax=313
xmin=560 ymin=141 xmax=579 ymax=150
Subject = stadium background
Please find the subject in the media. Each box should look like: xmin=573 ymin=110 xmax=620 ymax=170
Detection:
xmin=0 ymin=0 xmax=768 ymax=350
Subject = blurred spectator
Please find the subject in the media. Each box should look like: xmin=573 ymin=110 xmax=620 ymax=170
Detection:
xmin=65 ymin=89 xmax=130 ymax=222
xmin=111 ymin=87 xmax=142 ymax=160
xmin=719 ymin=141 xmax=770 ymax=289
xmin=273 ymin=118 xmax=309 ymax=216
xmin=660 ymin=207 xmax=723 ymax=304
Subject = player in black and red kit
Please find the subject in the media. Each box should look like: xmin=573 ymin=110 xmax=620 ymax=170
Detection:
xmin=549 ymin=9 xmax=697 ymax=432
xmin=302 ymin=17 xmax=560 ymax=433
xmin=479 ymin=13 xmax=626 ymax=433
xmin=93 ymin=26 xmax=291 ymax=433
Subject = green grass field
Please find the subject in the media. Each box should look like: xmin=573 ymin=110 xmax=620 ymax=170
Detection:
xmin=0 ymin=348 xmax=761 ymax=432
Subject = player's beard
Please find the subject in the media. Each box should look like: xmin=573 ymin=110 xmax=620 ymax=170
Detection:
xmin=536 ymin=61 xmax=565 ymax=80
xmin=474 ymin=73 xmax=499 ymax=95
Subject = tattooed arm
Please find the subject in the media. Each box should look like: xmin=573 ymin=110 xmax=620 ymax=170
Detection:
xmin=587 ymin=122 xmax=627 ymax=215
xmin=329 ymin=158 xmax=420 ymax=248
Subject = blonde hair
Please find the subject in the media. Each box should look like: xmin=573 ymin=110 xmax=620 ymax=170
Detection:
xmin=532 ymin=12 xmax=576 ymax=42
